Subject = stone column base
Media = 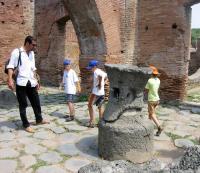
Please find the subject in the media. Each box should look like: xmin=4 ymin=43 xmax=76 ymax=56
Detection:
xmin=98 ymin=112 xmax=154 ymax=163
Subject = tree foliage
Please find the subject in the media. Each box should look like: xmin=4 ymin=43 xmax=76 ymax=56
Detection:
xmin=191 ymin=29 xmax=200 ymax=43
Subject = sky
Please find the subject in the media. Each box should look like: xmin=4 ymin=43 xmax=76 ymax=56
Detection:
xmin=191 ymin=4 xmax=200 ymax=29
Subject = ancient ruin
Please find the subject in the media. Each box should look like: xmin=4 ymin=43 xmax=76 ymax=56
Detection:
xmin=99 ymin=64 xmax=154 ymax=163
xmin=0 ymin=1 xmax=200 ymax=172
xmin=0 ymin=0 xmax=200 ymax=101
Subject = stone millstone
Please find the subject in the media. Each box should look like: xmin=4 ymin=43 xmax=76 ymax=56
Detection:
xmin=99 ymin=112 xmax=154 ymax=163
xmin=99 ymin=64 xmax=154 ymax=163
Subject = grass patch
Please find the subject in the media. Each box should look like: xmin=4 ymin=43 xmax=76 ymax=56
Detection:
xmin=60 ymin=154 xmax=71 ymax=163
xmin=77 ymin=95 xmax=88 ymax=102
xmin=187 ymin=93 xmax=200 ymax=102
xmin=165 ymin=132 xmax=182 ymax=141
xmin=31 ymin=160 xmax=47 ymax=171
xmin=190 ymin=139 xmax=200 ymax=145
xmin=165 ymin=132 xmax=199 ymax=145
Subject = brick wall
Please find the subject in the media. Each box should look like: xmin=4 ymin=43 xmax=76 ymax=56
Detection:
xmin=0 ymin=0 xmax=34 ymax=84
xmin=1 ymin=0 xmax=200 ymax=101
xmin=136 ymin=0 xmax=198 ymax=101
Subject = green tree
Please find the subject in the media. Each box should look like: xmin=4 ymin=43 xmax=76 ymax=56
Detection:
xmin=191 ymin=28 xmax=200 ymax=44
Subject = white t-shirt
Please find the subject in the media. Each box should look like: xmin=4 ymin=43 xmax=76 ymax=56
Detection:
xmin=7 ymin=47 xmax=38 ymax=87
xmin=92 ymin=68 xmax=107 ymax=96
xmin=62 ymin=69 xmax=79 ymax=94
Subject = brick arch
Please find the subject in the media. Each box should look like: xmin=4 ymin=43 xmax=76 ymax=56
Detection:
xmin=63 ymin=0 xmax=139 ymax=92
xmin=183 ymin=0 xmax=200 ymax=6
xmin=35 ymin=0 xmax=80 ymax=85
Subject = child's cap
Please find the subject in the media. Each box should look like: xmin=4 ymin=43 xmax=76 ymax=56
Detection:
xmin=63 ymin=59 xmax=71 ymax=65
xmin=149 ymin=65 xmax=160 ymax=75
xmin=86 ymin=60 xmax=99 ymax=70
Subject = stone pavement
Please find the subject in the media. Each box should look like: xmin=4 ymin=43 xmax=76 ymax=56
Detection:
xmin=0 ymin=86 xmax=200 ymax=173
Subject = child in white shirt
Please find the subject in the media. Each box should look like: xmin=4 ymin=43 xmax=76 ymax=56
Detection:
xmin=61 ymin=59 xmax=81 ymax=121
xmin=86 ymin=60 xmax=108 ymax=127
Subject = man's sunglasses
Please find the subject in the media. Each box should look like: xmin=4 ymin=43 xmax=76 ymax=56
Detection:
xmin=31 ymin=43 xmax=37 ymax=46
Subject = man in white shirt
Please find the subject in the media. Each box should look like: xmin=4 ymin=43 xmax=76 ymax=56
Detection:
xmin=7 ymin=36 xmax=48 ymax=133
xmin=61 ymin=59 xmax=81 ymax=122
xmin=87 ymin=60 xmax=108 ymax=127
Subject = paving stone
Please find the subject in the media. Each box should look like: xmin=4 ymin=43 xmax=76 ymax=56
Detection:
xmin=18 ymin=137 xmax=40 ymax=145
xmin=39 ymin=151 xmax=63 ymax=164
xmin=74 ymin=117 xmax=89 ymax=126
xmin=0 ymin=160 xmax=17 ymax=173
xmin=20 ymin=155 xmax=37 ymax=169
xmin=16 ymin=130 xmax=32 ymax=137
xmin=0 ymin=110 xmax=9 ymax=115
xmin=168 ymin=130 xmax=191 ymax=137
xmin=76 ymin=135 xmax=99 ymax=158
xmin=14 ymin=120 xmax=23 ymax=128
xmin=56 ymin=118 xmax=79 ymax=125
xmin=179 ymin=110 xmax=191 ymax=116
xmin=58 ymin=133 xmax=79 ymax=144
xmin=174 ymin=139 xmax=195 ymax=148
xmin=78 ymin=151 xmax=100 ymax=161
xmin=76 ymin=135 xmax=98 ymax=152
xmin=57 ymin=144 xmax=79 ymax=156
xmin=0 ymin=148 xmax=19 ymax=158
xmin=40 ymin=140 xmax=58 ymax=149
xmin=34 ymin=122 xmax=57 ymax=130
xmin=56 ymin=118 xmax=67 ymax=124
xmin=0 ymin=132 xmax=15 ymax=142
xmin=50 ymin=126 xmax=66 ymax=134
xmin=0 ymin=141 xmax=18 ymax=148
xmin=25 ymin=144 xmax=47 ymax=155
xmin=50 ymin=111 xmax=65 ymax=118
xmin=191 ymin=108 xmax=200 ymax=114
xmin=65 ymin=124 xmax=88 ymax=132
xmin=64 ymin=157 xmax=91 ymax=172
xmin=26 ymin=168 xmax=34 ymax=173
xmin=156 ymin=107 xmax=176 ymax=116
xmin=36 ymin=165 xmax=66 ymax=173
xmin=33 ymin=130 xmax=55 ymax=140
xmin=154 ymin=132 xmax=171 ymax=141
xmin=81 ymin=128 xmax=98 ymax=136
xmin=0 ymin=121 xmax=18 ymax=131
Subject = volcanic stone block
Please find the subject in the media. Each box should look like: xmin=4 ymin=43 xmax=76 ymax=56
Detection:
xmin=99 ymin=64 xmax=154 ymax=163
xmin=103 ymin=64 xmax=151 ymax=122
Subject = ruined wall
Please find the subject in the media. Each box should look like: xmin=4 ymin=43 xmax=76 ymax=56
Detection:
xmin=136 ymin=0 xmax=200 ymax=101
xmin=62 ymin=0 xmax=138 ymax=91
xmin=1 ymin=0 xmax=199 ymax=101
xmin=0 ymin=0 xmax=34 ymax=84
xmin=35 ymin=0 xmax=138 ymax=89
xmin=35 ymin=0 xmax=79 ymax=85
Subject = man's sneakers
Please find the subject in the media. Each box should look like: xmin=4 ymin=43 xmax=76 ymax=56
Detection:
xmin=156 ymin=126 xmax=163 ymax=136
xmin=66 ymin=116 xmax=74 ymax=122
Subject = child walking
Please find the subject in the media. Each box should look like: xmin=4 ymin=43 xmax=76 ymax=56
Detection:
xmin=61 ymin=59 xmax=81 ymax=122
xmin=145 ymin=65 xmax=163 ymax=136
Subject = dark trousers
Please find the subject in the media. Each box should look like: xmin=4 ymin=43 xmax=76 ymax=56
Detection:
xmin=16 ymin=81 xmax=43 ymax=128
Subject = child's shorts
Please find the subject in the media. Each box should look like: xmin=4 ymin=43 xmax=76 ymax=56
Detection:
xmin=66 ymin=94 xmax=76 ymax=103
xmin=94 ymin=95 xmax=104 ymax=108
xmin=148 ymin=101 xmax=159 ymax=115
